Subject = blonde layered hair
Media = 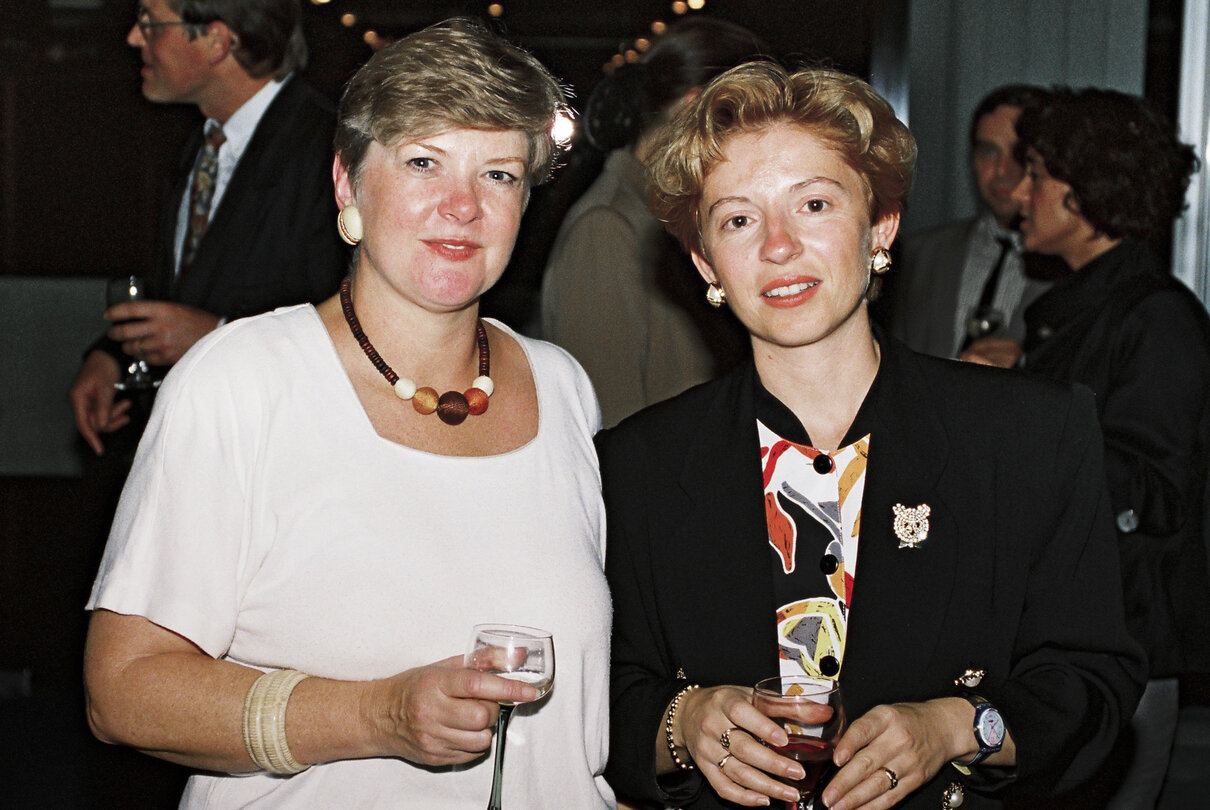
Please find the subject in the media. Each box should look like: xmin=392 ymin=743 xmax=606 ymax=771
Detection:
xmin=646 ymin=62 xmax=916 ymax=254
xmin=334 ymin=20 xmax=570 ymax=188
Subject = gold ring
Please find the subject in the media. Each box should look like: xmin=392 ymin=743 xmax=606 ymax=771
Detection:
xmin=717 ymin=753 xmax=733 ymax=770
xmin=884 ymin=767 xmax=899 ymax=790
xmin=720 ymin=727 xmax=739 ymax=750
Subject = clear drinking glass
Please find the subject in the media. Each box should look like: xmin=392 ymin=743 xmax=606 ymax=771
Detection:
xmin=464 ymin=624 xmax=555 ymax=810
xmin=965 ymin=304 xmax=1005 ymax=344
xmin=752 ymin=676 xmax=847 ymax=810
xmin=105 ymin=274 xmax=159 ymax=390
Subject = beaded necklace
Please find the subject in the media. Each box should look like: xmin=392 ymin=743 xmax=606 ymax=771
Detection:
xmin=339 ymin=276 xmax=493 ymax=426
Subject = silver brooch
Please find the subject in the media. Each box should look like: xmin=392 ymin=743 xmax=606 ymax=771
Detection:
xmin=893 ymin=503 xmax=931 ymax=548
xmin=954 ymin=668 xmax=985 ymax=689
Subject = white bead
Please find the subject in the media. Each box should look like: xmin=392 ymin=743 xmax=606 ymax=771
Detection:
xmin=393 ymin=377 xmax=417 ymax=400
xmin=471 ymin=375 xmax=494 ymax=396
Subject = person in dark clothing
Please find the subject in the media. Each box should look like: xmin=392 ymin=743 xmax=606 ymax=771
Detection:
xmin=68 ymin=0 xmax=345 ymax=458
xmin=1009 ymin=86 xmax=1210 ymax=809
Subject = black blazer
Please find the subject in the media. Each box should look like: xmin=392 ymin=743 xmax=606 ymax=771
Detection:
xmin=890 ymin=218 xmax=978 ymax=357
xmin=599 ymin=338 xmax=1145 ymax=810
xmin=154 ymin=75 xmax=346 ymax=318
xmin=1024 ymin=239 xmax=1210 ymax=675
xmin=95 ymin=76 xmax=346 ymax=369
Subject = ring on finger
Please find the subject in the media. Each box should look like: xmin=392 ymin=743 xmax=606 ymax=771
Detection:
xmin=717 ymin=753 xmax=733 ymax=770
xmin=883 ymin=767 xmax=899 ymax=790
xmin=720 ymin=727 xmax=739 ymax=750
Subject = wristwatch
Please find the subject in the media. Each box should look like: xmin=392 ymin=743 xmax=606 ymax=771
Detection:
xmin=958 ymin=693 xmax=1004 ymax=767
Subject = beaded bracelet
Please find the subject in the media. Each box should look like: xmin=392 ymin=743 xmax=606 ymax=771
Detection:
xmin=664 ymin=683 xmax=700 ymax=771
xmin=242 ymin=669 xmax=311 ymax=775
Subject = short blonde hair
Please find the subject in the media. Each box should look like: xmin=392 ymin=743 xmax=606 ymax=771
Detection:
xmin=335 ymin=20 xmax=570 ymax=187
xmin=646 ymin=62 xmax=916 ymax=254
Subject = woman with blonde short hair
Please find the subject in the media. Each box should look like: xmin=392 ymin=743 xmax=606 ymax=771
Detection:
xmin=601 ymin=63 xmax=1143 ymax=810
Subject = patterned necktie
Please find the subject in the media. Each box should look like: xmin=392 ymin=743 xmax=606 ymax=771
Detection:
xmin=179 ymin=121 xmax=226 ymax=278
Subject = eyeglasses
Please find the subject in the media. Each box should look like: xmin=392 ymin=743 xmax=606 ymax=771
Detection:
xmin=135 ymin=10 xmax=193 ymax=37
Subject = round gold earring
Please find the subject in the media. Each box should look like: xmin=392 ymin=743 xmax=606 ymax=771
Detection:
xmin=705 ymin=283 xmax=727 ymax=308
xmin=337 ymin=205 xmax=363 ymax=246
xmin=870 ymin=247 xmax=892 ymax=274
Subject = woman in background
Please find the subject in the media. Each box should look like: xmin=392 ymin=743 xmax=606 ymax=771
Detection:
xmin=1010 ymin=87 xmax=1210 ymax=808
xmin=83 ymin=21 xmax=613 ymax=808
xmin=540 ymin=17 xmax=765 ymax=426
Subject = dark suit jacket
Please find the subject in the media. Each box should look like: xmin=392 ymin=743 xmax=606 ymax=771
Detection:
xmin=96 ymin=76 xmax=346 ymax=365
xmin=155 ymin=75 xmax=346 ymax=318
xmin=889 ymin=218 xmax=1055 ymax=359
xmin=891 ymin=219 xmax=977 ymax=357
xmin=599 ymin=338 xmax=1145 ymax=809
xmin=1024 ymin=239 xmax=1210 ymax=675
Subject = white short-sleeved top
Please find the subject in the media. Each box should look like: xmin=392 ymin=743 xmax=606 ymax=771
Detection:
xmin=88 ymin=305 xmax=614 ymax=809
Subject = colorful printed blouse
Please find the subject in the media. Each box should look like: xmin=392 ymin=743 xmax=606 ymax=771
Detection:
xmin=754 ymin=377 xmax=879 ymax=689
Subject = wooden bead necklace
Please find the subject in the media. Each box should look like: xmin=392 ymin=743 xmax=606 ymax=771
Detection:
xmin=339 ymin=276 xmax=493 ymax=426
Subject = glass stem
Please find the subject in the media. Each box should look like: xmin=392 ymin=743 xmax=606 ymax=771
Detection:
xmin=487 ymin=703 xmax=515 ymax=810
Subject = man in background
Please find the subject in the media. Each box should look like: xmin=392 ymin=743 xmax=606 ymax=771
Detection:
xmin=69 ymin=0 xmax=345 ymax=456
xmin=889 ymin=84 xmax=1054 ymax=364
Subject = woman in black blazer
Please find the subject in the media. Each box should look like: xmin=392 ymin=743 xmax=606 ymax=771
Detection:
xmin=599 ymin=63 xmax=1145 ymax=810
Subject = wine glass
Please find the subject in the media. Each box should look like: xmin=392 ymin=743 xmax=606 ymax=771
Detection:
xmin=752 ymin=676 xmax=846 ymax=810
xmin=105 ymin=275 xmax=160 ymax=391
xmin=964 ymin=304 xmax=1005 ymax=345
xmin=464 ymin=624 xmax=555 ymax=810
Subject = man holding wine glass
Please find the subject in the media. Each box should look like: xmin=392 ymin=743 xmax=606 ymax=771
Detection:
xmin=82 ymin=21 xmax=613 ymax=809
xmin=601 ymin=63 xmax=1144 ymax=810
xmin=68 ymin=0 xmax=345 ymax=457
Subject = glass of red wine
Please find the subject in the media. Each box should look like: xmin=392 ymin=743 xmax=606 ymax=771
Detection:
xmin=752 ymin=676 xmax=846 ymax=810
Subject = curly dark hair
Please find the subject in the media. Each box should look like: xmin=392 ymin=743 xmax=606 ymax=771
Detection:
xmin=1014 ymin=87 xmax=1199 ymax=240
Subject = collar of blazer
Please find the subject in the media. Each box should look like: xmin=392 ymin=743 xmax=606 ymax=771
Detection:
xmin=676 ymin=337 xmax=962 ymax=713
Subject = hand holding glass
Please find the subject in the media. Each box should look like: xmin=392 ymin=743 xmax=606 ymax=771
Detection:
xmin=752 ymin=677 xmax=846 ymax=810
xmin=464 ymin=624 xmax=554 ymax=810
xmin=105 ymin=275 xmax=160 ymax=391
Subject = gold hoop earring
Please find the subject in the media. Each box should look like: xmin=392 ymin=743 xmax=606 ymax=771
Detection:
xmin=337 ymin=206 xmax=363 ymax=246
xmin=870 ymin=247 xmax=892 ymax=275
xmin=705 ymin=283 xmax=727 ymax=308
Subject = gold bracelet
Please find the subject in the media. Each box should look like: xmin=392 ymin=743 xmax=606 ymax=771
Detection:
xmin=241 ymin=669 xmax=311 ymax=775
xmin=664 ymin=683 xmax=700 ymax=771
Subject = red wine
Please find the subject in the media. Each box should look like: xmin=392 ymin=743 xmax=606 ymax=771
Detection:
xmin=773 ymin=736 xmax=835 ymax=809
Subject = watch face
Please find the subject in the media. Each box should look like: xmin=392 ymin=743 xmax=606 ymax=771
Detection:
xmin=976 ymin=707 xmax=1005 ymax=748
